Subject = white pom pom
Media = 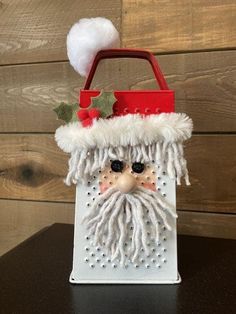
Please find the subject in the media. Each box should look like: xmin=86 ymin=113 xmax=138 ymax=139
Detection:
xmin=67 ymin=17 xmax=120 ymax=77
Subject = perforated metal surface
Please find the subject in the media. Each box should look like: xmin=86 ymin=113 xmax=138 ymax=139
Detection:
xmin=70 ymin=171 xmax=179 ymax=284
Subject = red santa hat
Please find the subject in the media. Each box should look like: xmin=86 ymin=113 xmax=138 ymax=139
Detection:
xmin=55 ymin=17 xmax=193 ymax=186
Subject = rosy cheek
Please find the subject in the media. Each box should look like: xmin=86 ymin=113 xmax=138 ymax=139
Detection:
xmin=142 ymin=182 xmax=156 ymax=191
xmin=100 ymin=182 xmax=109 ymax=193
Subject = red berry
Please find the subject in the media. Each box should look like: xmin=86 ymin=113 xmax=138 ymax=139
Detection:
xmin=77 ymin=109 xmax=89 ymax=121
xmin=88 ymin=108 xmax=100 ymax=119
xmin=82 ymin=118 xmax=93 ymax=127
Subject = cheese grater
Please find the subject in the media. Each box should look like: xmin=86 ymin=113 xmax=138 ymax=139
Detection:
xmin=55 ymin=29 xmax=193 ymax=284
xmin=70 ymin=168 xmax=180 ymax=284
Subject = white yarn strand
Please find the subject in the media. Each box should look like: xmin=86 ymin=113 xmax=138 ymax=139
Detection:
xmin=63 ymin=141 xmax=190 ymax=187
xmin=83 ymin=187 xmax=177 ymax=265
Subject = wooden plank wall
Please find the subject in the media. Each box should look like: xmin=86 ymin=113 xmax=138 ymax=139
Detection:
xmin=0 ymin=0 xmax=235 ymax=255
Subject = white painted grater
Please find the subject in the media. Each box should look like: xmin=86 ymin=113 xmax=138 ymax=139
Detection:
xmin=70 ymin=170 xmax=180 ymax=284
xmin=54 ymin=45 xmax=192 ymax=285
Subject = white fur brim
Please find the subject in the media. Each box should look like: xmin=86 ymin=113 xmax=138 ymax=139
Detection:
xmin=55 ymin=113 xmax=193 ymax=154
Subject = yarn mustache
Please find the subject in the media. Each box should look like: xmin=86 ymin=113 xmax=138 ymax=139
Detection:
xmin=82 ymin=186 xmax=177 ymax=266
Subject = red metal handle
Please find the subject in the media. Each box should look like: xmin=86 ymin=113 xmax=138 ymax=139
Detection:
xmin=83 ymin=48 xmax=169 ymax=90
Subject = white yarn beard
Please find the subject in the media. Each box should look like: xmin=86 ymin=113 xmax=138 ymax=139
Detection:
xmin=82 ymin=186 xmax=177 ymax=266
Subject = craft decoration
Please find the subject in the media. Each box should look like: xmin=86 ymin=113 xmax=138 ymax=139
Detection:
xmin=54 ymin=17 xmax=193 ymax=283
xmin=67 ymin=17 xmax=120 ymax=77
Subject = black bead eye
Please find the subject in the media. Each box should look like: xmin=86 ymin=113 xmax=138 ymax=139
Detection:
xmin=132 ymin=162 xmax=145 ymax=174
xmin=111 ymin=160 xmax=124 ymax=172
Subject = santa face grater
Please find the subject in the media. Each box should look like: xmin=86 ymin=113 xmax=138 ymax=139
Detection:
xmin=55 ymin=20 xmax=193 ymax=285
xmin=70 ymin=163 xmax=180 ymax=284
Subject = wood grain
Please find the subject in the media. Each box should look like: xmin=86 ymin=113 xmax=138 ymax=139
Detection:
xmin=122 ymin=0 xmax=236 ymax=52
xmin=178 ymin=211 xmax=236 ymax=240
xmin=1 ymin=50 xmax=235 ymax=133
xmin=177 ymin=135 xmax=236 ymax=212
xmin=0 ymin=199 xmax=74 ymax=256
xmin=0 ymin=134 xmax=235 ymax=212
xmin=1 ymin=198 xmax=235 ymax=256
xmin=0 ymin=0 xmax=121 ymax=65
xmin=0 ymin=134 xmax=75 ymax=202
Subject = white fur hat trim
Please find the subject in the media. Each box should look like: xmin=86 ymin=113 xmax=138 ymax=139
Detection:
xmin=55 ymin=113 xmax=193 ymax=154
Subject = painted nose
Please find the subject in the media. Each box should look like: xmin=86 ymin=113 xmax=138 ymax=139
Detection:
xmin=116 ymin=173 xmax=137 ymax=194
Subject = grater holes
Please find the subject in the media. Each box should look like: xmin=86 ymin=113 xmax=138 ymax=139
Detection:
xmin=82 ymin=197 xmax=170 ymax=271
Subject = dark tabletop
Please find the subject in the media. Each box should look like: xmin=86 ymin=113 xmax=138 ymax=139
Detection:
xmin=0 ymin=223 xmax=236 ymax=314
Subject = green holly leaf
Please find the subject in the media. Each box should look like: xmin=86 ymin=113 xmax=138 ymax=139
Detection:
xmin=90 ymin=91 xmax=117 ymax=118
xmin=53 ymin=103 xmax=78 ymax=123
